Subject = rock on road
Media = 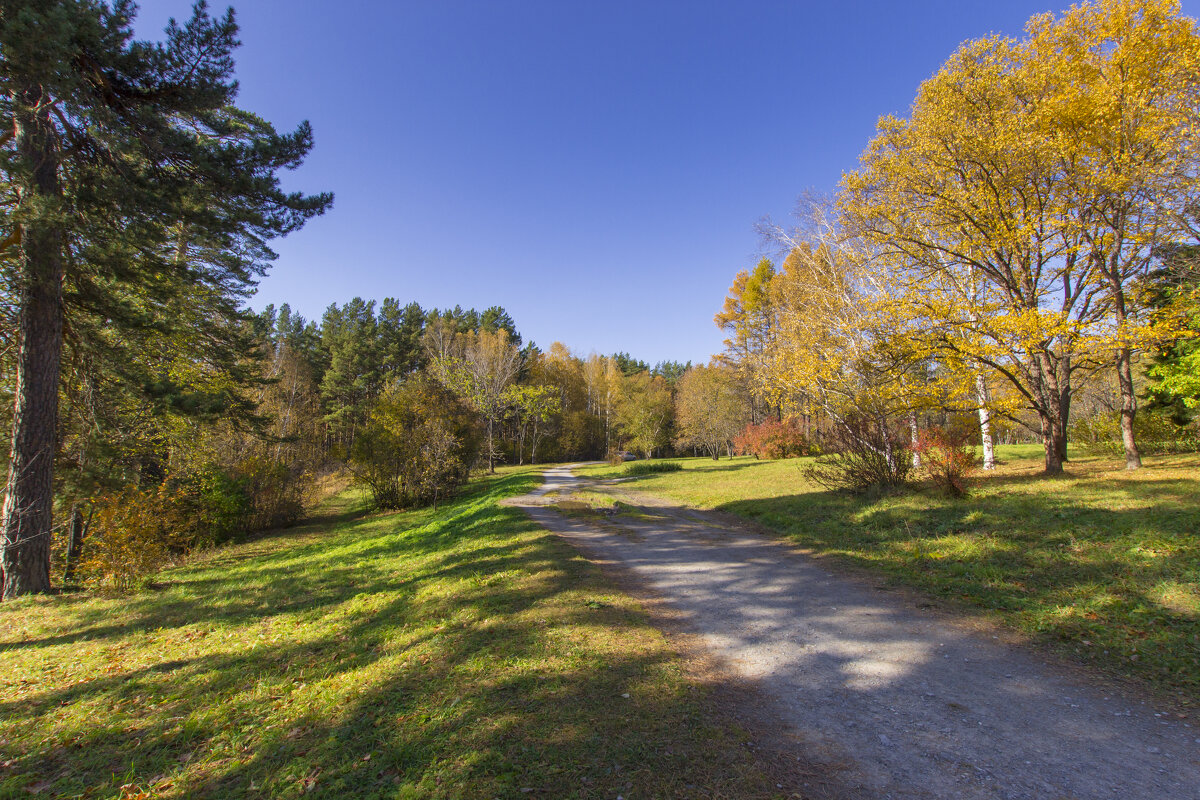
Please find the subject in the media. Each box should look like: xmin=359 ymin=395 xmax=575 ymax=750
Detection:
xmin=512 ymin=464 xmax=1200 ymax=800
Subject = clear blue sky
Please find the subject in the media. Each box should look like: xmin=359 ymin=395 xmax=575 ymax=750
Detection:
xmin=134 ymin=0 xmax=1200 ymax=365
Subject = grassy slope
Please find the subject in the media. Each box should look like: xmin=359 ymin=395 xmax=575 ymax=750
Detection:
xmin=0 ymin=469 xmax=781 ymax=800
xmin=578 ymin=447 xmax=1200 ymax=701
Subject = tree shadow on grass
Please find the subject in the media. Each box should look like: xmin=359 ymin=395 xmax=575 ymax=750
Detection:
xmin=0 ymin=475 xmax=547 ymax=654
xmin=0 ymin=472 xmax=784 ymax=799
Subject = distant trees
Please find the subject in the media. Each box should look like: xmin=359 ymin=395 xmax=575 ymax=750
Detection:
xmin=674 ymin=366 xmax=749 ymax=459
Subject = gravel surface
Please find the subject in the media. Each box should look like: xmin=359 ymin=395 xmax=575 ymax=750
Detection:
xmin=511 ymin=465 xmax=1200 ymax=800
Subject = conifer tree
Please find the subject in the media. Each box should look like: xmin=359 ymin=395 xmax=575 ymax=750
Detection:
xmin=0 ymin=1 xmax=331 ymax=597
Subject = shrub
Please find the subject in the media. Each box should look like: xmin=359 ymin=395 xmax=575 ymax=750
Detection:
xmin=77 ymin=485 xmax=187 ymax=592
xmin=733 ymin=418 xmax=813 ymax=459
xmin=805 ymin=416 xmax=912 ymax=493
xmin=235 ymin=455 xmax=307 ymax=531
xmin=625 ymin=461 xmax=683 ymax=476
xmin=170 ymin=464 xmax=251 ymax=545
xmin=914 ymin=427 xmax=978 ymax=497
xmin=350 ymin=375 xmax=482 ymax=510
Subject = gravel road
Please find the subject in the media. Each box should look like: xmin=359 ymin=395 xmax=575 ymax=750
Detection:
xmin=511 ymin=464 xmax=1200 ymax=800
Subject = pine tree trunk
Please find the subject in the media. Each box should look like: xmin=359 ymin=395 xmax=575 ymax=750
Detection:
xmin=2 ymin=92 xmax=64 ymax=599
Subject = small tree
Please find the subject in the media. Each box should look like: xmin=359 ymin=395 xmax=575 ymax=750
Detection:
xmin=614 ymin=372 xmax=674 ymax=458
xmin=350 ymin=375 xmax=481 ymax=509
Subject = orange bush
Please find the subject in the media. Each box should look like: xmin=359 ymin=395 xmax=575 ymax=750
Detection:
xmin=914 ymin=427 xmax=979 ymax=497
xmin=733 ymin=418 xmax=815 ymax=459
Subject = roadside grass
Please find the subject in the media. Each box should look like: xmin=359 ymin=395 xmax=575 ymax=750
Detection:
xmin=576 ymin=448 xmax=1200 ymax=701
xmin=0 ymin=469 xmax=782 ymax=799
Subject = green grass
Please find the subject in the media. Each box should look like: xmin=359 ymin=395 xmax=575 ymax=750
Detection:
xmin=0 ymin=470 xmax=782 ymax=799
xmin=577 ymin=446 xmax=1200 ymax=701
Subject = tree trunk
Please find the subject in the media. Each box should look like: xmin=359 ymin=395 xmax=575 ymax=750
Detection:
xmin=487 ymin=416 xmax=496 ymax=473
xmin=1040 ymin=412 xmax=1064 ymax=474
xmin=1114 ymin=344 xmax=1142 ymax=470
xmin=1034 ymin=350 xmax=1067 ymax=476
xmin=63 ymin=505 xmax=86 ymax=584
xmin=909 ymin=412 xmax=920 ymax=469
xmin=974 ymin=371 xmax=995 ymax=470
xmin=1055 ymin=354 xmax=1071 ymax=465
xmin=2 ymin=92 xmax=64 ymax=599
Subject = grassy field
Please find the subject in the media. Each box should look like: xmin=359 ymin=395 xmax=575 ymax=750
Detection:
xmin=0 ymin=469 xmax=784 ymax=800
xmin=577 ymin=446 xmax=1200 ymax=702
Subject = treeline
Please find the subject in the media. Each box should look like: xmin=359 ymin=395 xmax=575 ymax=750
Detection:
xmin=10 ymin=270 xmax=714 ymax=591
xmin=715 ymin=0 xmax=1200 ymax=486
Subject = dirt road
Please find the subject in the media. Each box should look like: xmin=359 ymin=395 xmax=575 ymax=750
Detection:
xmin=511 ymin=465 xmax=1200 ymax=800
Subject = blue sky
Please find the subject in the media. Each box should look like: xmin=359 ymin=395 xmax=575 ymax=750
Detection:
xmin=135 ymin=0 xmax=1200 ymax=365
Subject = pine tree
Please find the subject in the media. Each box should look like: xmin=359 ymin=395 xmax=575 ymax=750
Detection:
xmin=0 ymin=1 xmax=331 ymax=597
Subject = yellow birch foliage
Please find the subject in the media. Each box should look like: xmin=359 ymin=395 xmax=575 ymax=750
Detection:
xmin=840 ymin=0 xmax=1200 ymax=469
xmin=763 ymin=237 xmax=938 ymax=425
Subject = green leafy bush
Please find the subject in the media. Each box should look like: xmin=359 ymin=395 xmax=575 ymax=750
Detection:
xmin=351 ymin=374 xmax=483 ymax=509
xmin=625 ymin=461 xmax=683 ymax=476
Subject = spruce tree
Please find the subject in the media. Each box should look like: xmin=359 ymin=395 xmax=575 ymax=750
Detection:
xmin=0 ymin=1 xmax=331 ymax=597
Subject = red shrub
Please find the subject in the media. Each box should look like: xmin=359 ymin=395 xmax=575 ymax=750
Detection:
xmin=734 ymin=418 xmax=814 ymax=459
xmin=914 ymin=427 xmax=979 ymax=497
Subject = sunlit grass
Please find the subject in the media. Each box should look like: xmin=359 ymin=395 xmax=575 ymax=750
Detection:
xmin=0 ymin=469 xmax=780 ymax=799
xmin=578 ymin=447 xmax=1200 ymax=700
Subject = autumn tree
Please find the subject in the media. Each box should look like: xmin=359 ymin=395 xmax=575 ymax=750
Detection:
xmin=841 ymin=0 xmax=1200 ymax=474
xmin=762 ymin=232 xmax=934 ymax=478
xmin=1022 ymin=0 xmax=1200 ymax=468
xmin=0 ymin=2 xmax=330 ymax=597
xmin=533 ymin=342 xmax=601 ymax=460
xmin=614 ymin=372 xmax=674 ymax=458
xmin=715 ymin=257 xmax=777 ymax=421
xmin=674 ymin=365 xmax=750 ymax=459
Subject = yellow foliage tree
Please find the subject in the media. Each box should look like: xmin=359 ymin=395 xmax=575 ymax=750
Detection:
xmin=841 ymin=0 xmax=1200 ymax=474
xmin=715 ymin=257 xmax=778 ymax=421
